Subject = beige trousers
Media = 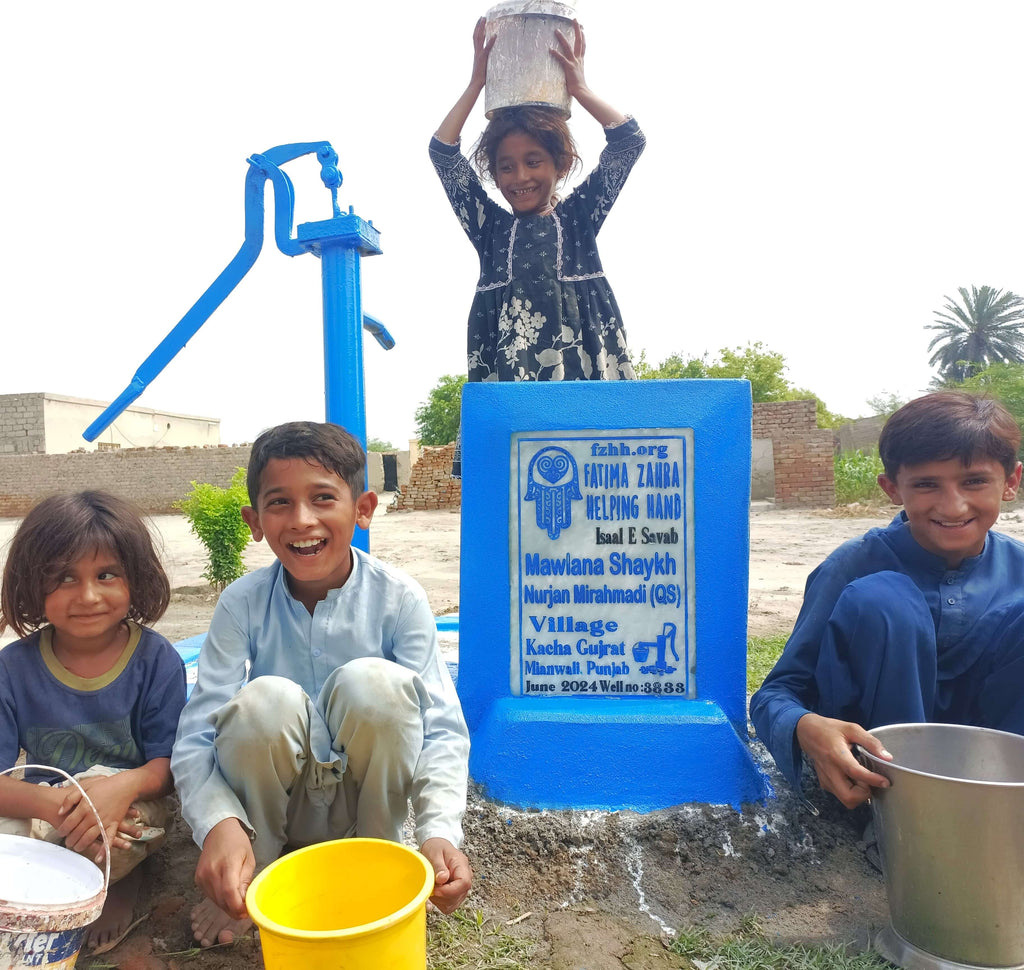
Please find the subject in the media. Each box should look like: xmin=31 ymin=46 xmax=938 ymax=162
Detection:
xmin=0 ymin=764 xmax=171 ymax=883
xmin=212 ymin=657 xmax=427 ymax=867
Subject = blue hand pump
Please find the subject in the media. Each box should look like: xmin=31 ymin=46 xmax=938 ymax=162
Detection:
xmin=82 ymin=142 xmax=390 ymax=552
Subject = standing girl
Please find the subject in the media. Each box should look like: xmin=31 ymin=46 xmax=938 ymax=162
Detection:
xmin=0 ymin=491 xmax=186 ymax=950
xmin=431 ymin=16 xmax=645 ymax=385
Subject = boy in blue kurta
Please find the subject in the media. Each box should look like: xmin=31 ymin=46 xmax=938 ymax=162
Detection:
xmin=750 ymin=392 xmax=1024 ymax=809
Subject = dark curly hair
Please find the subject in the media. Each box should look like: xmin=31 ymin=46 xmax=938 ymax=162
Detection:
xmin=473 ymin=105 xmax=581 ymax=184
xmin=0 ymin=491 xmax=170 ymax=638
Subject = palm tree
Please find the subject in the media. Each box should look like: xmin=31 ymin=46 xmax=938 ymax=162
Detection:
xmin=926 ymin=285 xmax=1024 ymax=382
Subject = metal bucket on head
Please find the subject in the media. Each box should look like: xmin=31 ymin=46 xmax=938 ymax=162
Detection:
xmin=859 ymin=724 xmax=1024 ymax=969
xmin=0 ymin=766 xmax=110 ymax=970
xmin=485 ymin=0 xmax=577 ymax=118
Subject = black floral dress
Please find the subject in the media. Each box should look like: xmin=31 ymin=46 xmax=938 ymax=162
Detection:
xmin=429 ymin=117 xmax=646 ymax=384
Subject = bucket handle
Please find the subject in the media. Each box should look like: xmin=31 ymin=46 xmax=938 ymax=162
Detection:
xmin=1 ymin=764 xmax=112 ymax=891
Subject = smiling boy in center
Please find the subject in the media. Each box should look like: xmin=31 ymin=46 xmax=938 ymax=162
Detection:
xmin=172 ymin=421 xmax=471 ymax=947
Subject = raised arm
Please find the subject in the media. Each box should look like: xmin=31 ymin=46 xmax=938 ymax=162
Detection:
xmin=435 ymin=17 xmax=495 ymax=145
xmin=551 ymin=21 xmax=628 ymax=128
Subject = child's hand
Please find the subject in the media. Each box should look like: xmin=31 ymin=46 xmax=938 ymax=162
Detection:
xmin=56 ymin=773 xmax=137 ymax=857
xmin=470 ymin=16 xmax=496 ymax=91
xmin=551 ymin=20 xmax=587 ymax=99
xmin=195 ymin=818 xmax=256 ymax=921
xmin=420 ymin=837 xmax=473 ymax=914
xmin=796 ymin=713 xmax=892 ymax=809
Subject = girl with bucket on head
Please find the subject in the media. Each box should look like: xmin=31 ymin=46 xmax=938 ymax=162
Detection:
xmin=431 ymin=14 xmax=645 ymax=474
xmin=0 ymin=491 xmax=186 ymax=951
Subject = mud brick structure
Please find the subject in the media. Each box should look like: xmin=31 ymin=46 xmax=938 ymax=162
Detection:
xmin=752 ymin=400 xmax=834 ymax=507
xmin=389 ymin=444 xmax=460 ymax=511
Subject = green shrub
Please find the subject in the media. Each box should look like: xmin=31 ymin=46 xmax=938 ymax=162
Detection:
xmin=833 ymin=449 xmax=884 ymax=505
xmin=175 ymin=468 xmax=252 ymax=590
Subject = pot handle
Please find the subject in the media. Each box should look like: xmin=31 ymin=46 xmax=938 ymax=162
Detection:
xmin=853 ymin=744 xmax=894 ymax=791
xmin=1 ymin=764 xmax=112 ymax=890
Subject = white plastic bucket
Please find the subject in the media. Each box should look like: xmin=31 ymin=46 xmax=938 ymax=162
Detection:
xmin=0 ymin=767 xmax=110 ymax=970
xmin=485 ymin=0 xmax=577 ymax=118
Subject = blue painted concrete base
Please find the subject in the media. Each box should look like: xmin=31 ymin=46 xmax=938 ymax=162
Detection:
xmin=470 ymin=697 xmax=769 ymax=811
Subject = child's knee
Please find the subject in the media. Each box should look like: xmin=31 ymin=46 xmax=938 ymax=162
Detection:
xmin=0 ymin=816 xmax=32 ymax=838
xmin=833 ymin=571 xmax=930 ymax=640
xmin=323 ymin=658 xmax=424 ymax=731
xmin=821 ymin=571 xmax=936 ymax=701
xmin=213 ymin=675 xmax=307 ymax=749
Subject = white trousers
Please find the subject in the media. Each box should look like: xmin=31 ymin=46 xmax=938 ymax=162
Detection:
xmin=212 ymin=657 xmax=427 ymax=867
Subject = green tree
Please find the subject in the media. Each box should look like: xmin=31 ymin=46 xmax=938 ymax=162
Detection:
xmin=866 ymin=391 xmax=909 ymax=417
xmin=366 ymin=437 xmax=396 ymax=452
xmin=175 ymin=468 xmax=251 ymax=590
xmin=636 ymin=342 xmax=848 ymax=427
xmin=959 ymin=362 xmax=1024 ymax=450
xmin=634 ymin=349 xmax=709 ymax=380
xmin=926 ymin=285 xmax=1024 ymax=382
xmin=706 ymin=342 xmax=792 ymax=401
xmin=415 ymin=374 xmax=467 ymax=445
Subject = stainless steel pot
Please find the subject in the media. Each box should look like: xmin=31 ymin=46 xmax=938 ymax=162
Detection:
xmin=484 ymin=1 xmax=577 ymax=119
xmin=860 ymin=723 xmax=1024 ymax=969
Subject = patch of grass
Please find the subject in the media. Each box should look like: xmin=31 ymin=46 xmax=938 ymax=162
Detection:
xmin=834 ymin=449 xmax=885 ymax=506
xmin=428 ymin=908 xmax=534 ymax=969
xmin=747 ymin=634 xmax=787 ymax=692
xmin=669 ymin=917 xmax=891 ymax=969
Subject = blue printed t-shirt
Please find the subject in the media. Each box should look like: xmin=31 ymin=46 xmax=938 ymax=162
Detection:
xmin=0 ymin=621 xmax=186 ymax=784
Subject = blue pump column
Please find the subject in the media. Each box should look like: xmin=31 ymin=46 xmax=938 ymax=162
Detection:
xmin=83 ymin=145 xmax=390 ymax=553
xmin=298 ymin=211 xmax=382 ymax=553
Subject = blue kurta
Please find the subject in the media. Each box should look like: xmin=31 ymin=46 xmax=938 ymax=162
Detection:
xmin=429 ymin=117 xmax=645 ymax=383
xmin=749 ymin=512 xmax=1024 ymax=791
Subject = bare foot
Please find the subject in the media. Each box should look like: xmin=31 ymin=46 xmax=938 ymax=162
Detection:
xmin=190 ymin=896 xmax=254 ymax=947
xmin=87 ymin=867 xmax=142 ymax=950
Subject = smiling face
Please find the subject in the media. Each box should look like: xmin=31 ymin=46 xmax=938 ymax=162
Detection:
xmin=43 ymin=546 xmax=131 ymax=654
xmin=242 ymin=458 xmax=377 ymax=611
xmin=878 ymin=457 xmax=1022 ymax=566
xmin=495 ymin=131 xmax=564 ymax=215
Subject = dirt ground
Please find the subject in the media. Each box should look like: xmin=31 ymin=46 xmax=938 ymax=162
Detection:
xmin=6 ymin=501 xmax=1024 ymax=969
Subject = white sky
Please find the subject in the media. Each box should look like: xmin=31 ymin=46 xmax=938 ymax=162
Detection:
xmin=3 ymin=1 xmax=1022 ymax=447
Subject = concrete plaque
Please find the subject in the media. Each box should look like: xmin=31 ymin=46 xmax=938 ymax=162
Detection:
xmin=459 ymin=380 xmax=768 ymax=810
xmin=510 ymin=429 xmax=696 ymax=698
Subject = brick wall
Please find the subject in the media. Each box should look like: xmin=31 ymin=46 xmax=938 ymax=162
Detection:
xmin=772 ymin=433 xmax=835 ymax=507
xmin=389 ymin=445 xmax=460 ymax=511
xmin=0 ymin=446 xmax=251 ymax=517
xmin=752 ymin=400 xmax=834 ymax=508
xmin=751 ymin=399 xmax=818 ymax=439
xmin=0 ymin=393 xmax=46 ymax=455
xmin=1 ymin=405 xmax=833 ymax=516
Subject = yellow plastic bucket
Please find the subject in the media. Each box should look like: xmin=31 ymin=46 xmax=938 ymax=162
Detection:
xmin=245 ymin=838 xmax=434 ymax=970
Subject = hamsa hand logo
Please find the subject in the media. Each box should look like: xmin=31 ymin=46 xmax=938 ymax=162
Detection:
xmin=524 ymin=446 xmax=581 ymax=540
